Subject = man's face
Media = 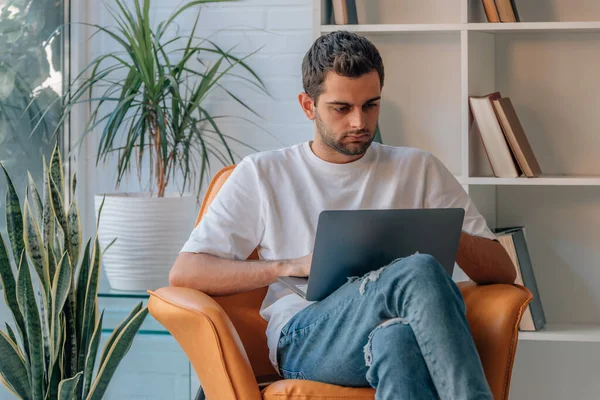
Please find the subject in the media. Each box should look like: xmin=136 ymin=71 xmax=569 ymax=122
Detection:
xmin=313 ymin=70 xmax=381 ymax=156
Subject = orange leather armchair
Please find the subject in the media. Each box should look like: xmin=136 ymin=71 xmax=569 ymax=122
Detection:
xmin=148 ymin=165 xmax=533 ymax=400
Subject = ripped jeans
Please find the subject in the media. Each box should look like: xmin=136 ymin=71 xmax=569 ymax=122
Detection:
xmin=276 ymin=253 xmax=493 ymax=400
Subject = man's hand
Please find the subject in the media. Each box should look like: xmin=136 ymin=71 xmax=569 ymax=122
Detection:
xmin=282 ymin=253 xmax=312 ymax=277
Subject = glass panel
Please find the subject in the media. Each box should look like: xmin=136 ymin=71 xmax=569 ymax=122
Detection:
xmin=0 ymin=0 xmax=68 ymax=242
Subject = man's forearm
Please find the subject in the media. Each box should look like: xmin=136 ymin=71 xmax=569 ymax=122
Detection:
xmin=169 ymin=252 xmax=293 ymax=296
xmin=456 ymin=232 xmax=517 ymax=285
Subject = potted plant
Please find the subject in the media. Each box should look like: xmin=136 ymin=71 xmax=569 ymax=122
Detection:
xmin=54 ymin=0 xmax=267 ymax=290
xmin=0 ymin=144 xmax=148 ymax=399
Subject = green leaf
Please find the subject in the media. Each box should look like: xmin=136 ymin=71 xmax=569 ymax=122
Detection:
xmin=49 ymin=143 xmax=65 ymax=199
xmin=67 ymin=200 xmax=82 ymax=268
xmin=58 ymin=372 xmax=82 ymax=400
xmin=27 ymin=171 xmax=43 ymax=224
xmin=79 ymin=237 xmax=101 ymax=375
xmin=76 ymin=240 xmax=92 ymax=354
xmin=0 ymin=372 xmax=20 ymax=399
xmin=0 ymin=236 xmax=28 ymax=359
xmin=86 ymin=306 xmax=149 ymax=400
xmin=82 ymin=311 xmax=104 ymax=399
xmin=42 ymin=157 xmax=55 ymax=245
xmin=99 ymin=302 xmax=143 ymax=368
xmin=23 ymin=200 xmax=50 ymax=293
xmin=47 ymin=244 xmax=58 ymax=291
xmin=46 ymin=317 xmax=65 ymax=400
xmin=51 ymin=252 xmax=72 ymax=359
xmin=0 ymin=163 xmax=24 ymax=264
xmin=16 ymin=256 xmax=44 ymax=400
xmin=0 ymin=330 xmax=30 ymax=400
xmin=49 ymin=176 xmax=70 ymax=254
xmin=5 ymin=323 xmax=18 ymax=347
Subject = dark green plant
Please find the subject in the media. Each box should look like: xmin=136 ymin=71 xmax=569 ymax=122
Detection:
xmin=50 ymin=0 xmax=267 ymax=198
xmin=0 ymin=144 xmax=148 ymax=399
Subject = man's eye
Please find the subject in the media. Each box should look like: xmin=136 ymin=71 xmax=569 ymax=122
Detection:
xmin=334 ymin=107 xmax=350 ymax=113
xmin=364 ymin=103 xmax=378 ymax=109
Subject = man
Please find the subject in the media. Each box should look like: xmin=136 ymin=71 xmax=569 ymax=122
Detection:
xmin=170 ymin=31 xmax=516 ymax=399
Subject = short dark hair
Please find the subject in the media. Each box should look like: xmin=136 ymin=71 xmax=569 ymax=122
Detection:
xmin=301 ymin=30 xmax=384 ymax=102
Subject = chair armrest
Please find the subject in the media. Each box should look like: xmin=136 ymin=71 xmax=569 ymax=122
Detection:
xmin=148 ymin=287 xmax=262 ymax=400
xmin=457 ymin=281 xmax=533 ymax=400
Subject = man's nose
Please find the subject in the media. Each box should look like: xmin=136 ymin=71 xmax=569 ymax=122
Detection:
xmin=349 ymin=107 xmax=366 ymax=130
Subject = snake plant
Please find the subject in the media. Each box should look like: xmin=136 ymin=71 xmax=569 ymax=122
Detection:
xmin=0 ymin=143 xmax=148 ymax=399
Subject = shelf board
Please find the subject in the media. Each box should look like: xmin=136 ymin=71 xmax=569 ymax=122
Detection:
xmin=519 ymin=324 xmax=600 ymax=343
xmin=468 ymin=21 xmax=600 ymax=33
xmin=462 ymin=175 xmax=600 ymax=186
xmin=320 ymin=24 xmax=463 ymax=34
xmin=320 ymin=22 xmax=600 ymax=34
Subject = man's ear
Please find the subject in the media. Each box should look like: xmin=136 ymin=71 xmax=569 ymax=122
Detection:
xmin=298 ymin=92 xmax=316 ymax=120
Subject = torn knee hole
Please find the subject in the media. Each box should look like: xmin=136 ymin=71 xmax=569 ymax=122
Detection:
xmin=363 ymin=317 xmax=409 ymax=367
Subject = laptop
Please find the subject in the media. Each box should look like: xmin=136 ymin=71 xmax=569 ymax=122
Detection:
xmin=278 ymin=208 xmax=465 ymax=301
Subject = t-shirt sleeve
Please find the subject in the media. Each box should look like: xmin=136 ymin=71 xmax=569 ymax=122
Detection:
xmin=423 ymin=154 xmax=496 ymax=240
xmin=180 ymin=158 xmax=264 ymax=260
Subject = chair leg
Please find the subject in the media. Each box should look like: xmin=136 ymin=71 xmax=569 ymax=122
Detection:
xmin=194 ymin=386 xmax=205 ymax=400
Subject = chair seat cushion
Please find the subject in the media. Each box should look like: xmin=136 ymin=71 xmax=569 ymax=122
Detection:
xmin=262 ymin=379 xmax=375 ymax=399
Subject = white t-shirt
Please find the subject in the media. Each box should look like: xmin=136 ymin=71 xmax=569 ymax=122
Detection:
xmin=180 ymin=141 xmax=495 ymax=371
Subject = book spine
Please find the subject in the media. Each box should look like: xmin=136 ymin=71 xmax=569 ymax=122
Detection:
xmin=346 ymin=0 xmax=358 ymax=24
xmin=513 ymin=229 xmax=546 ymax=330
xmin=482 ymin=0 xmax=500 ymax=23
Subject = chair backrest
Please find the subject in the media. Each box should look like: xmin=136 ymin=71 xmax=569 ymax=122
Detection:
xmin=197 ymin=165 xmax=276 ymax=378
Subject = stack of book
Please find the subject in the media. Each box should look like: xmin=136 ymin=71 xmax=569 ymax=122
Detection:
xmin=469 ymin=92 xmax=542 ymax=178
xmin=482 ymin=0 xmax=520 ymax=23
xmin=494 ymin=227 xmax=546 ymax=331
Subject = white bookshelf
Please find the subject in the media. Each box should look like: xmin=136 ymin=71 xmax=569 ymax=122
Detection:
xmin=314 ymin=1 xmax=600 ymax=398
xmin=519 ymin=323 xmax=600 ymax=343
xmin=321 ymin=22 xmax=600 ymax=34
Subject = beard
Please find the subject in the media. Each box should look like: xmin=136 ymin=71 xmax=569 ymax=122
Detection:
xmin=315 ymin=110 xmax=374 ymax=156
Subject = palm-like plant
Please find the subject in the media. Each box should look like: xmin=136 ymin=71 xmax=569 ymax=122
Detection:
xmin=0 ymin=144 xmax=148 ymax=399
xmin=50 ymin=0 xmax=267 ymax=198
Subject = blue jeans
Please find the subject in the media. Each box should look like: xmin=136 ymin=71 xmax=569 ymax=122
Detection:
xmin=276 ymin=253 xmax=493 ymax=400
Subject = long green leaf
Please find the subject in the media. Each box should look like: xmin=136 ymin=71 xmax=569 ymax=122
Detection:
xmin=76 ymin=240 xmax=92 ymax=354
xmin=0 ymin=163 xmax=24 ymax=263
xmin=5 ymin=323 xmax=18 ymax=347
xmin=86 ymin=307 xmax=149 ymax=400
xmin=47 ymin=243 xmax=58 ymax=291
xmin=49 ymin=176 xmax=70 ymax=255
xmin=98 ymin=302 xmax=143 ymax=368
xmin=0 ymin=372 xmax=20 ymax=399
xmin=0 ymin=330 xmax=30 ymax=400
xmin=27 ymin=172 xmax=43 ymax=224
xmin=24 ymin=199 xmax=53 ymax=372
xmin=49 ymin=143 xmax=65 ymax=197
xmin=79 ymin=237 xmax=101 ymax=375
xmin=42 ymin=157 xmax=54 ymax=245
xmin=46 ymin=316 xmax=65 ymax=400
xmin=58 ymin=372 xmax=82 ymax=400
xmin=24 ymin=200 xmax=50 ymax=292
xmin=67 ymin=200 xmax=82 ymax=268
xmin=51 ymin=252 xmax=72 ymax=359
xmin=82 ymin=311 xmax=104 ymax=399
xmin=0 ymin=235 xmax=27 ymax=357
xmin=16 ymin=256 xmax=44 ymax=400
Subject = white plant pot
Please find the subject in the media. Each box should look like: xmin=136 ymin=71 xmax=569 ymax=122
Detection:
xmin=94 ymin=193 xmax=197 ymax=291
